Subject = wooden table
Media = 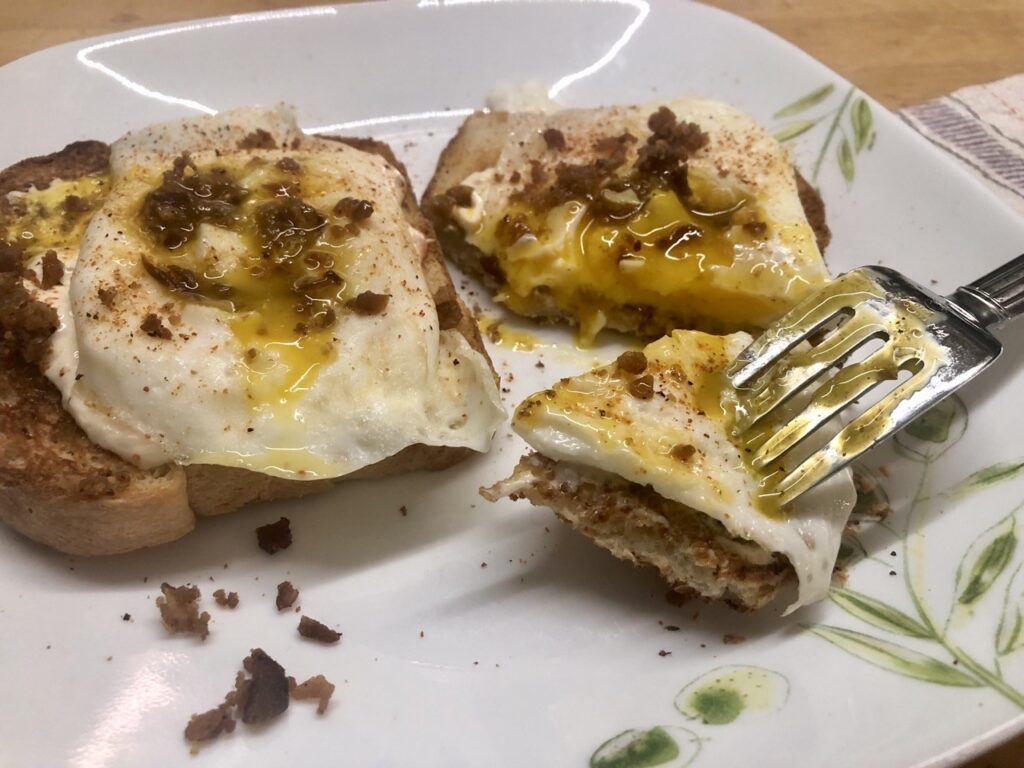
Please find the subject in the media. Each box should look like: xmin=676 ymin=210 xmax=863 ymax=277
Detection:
xmin=1 ymin=1 xmax=1022 ymax=765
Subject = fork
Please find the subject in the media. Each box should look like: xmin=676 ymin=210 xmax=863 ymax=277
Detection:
xmin=726 ymin=253 xmax=1024 ymax=505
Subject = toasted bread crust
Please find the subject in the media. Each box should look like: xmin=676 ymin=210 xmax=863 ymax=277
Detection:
xmin=489 ymin=454 xmax=791 ymax=610
xmin=0 ymin=137 xmax=490 ymax=554
xmin=423 ymin=111 xmax=833 ymax=336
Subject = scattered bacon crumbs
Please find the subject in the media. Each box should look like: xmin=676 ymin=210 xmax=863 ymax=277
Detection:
xmin=184 ymin=703 xmax=235 ymax=746
xmin=616 ymin=350 xmax=647 ymax=374
xmin=156 ymin=583 xmax=210 ymax=640
xmin=122 ymin=613 xmax=131 ymax=622
xmin=288 ymin=675 xmax=335 ymax=715
xmin=722 ymin=633 xmax=746 ymax=645
xmin=347 ymin=291 xmax=390 ymax=315
xmin=141 ymin=313 xmax=172 ymax=340
xmin=256 ymin=517 xmax=292 ymax=554
xmin=40 ymin=250 xmax=64 ymax=289
xmin=213 ymin=589 xmax=239 ymax=609
xmin=276 ymin=581 xmax=299 ymax=611
xmin=298 ymin=615 xmax=341 ymax=644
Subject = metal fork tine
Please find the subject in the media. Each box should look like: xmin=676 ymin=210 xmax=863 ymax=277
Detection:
xmin=732 ymin=309 xmax=889 ymax=432
xmin=751 ymin=345 xmax=901 ymax=468
xmin=728 ymin=272 xmax=881 ymax=388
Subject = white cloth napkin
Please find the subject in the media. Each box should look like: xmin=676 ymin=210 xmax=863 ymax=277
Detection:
xmin=901 ymin=73 xmax=1024 ymax=215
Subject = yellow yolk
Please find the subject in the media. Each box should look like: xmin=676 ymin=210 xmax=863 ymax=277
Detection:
xmin=466 ymin=171 xmax=820 ymax=345
xmin=133 ymin=160 xmax=361 ymax=416
xmin=4 ymin=174 xmax=110 ymax=257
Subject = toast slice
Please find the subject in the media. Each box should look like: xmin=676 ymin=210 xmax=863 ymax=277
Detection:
xmin=424 ymin=104 xmax=833 ymax=342
xmin=0 ymin=132 xmax=494 ymax=555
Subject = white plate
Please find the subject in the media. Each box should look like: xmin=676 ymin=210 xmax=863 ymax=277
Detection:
xmin=2 ymin=3 xmax=1024 ymax=767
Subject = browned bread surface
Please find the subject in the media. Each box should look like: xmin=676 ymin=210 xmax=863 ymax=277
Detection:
xmin=487 ymin=454 xmax=792 ymax=611
xmin=0 ymin=136 xmax=490 ymax=555
xmin=423 ymin=111 xmax=833 ymax=336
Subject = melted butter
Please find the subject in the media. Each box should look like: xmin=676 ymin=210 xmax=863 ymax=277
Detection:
xmin=3 ymin=174 xmax=110 ymax=257
xmin=468 ymin=170 xmax=819 ymax=344
xmin=134 ymin=159 xmax=362 ymax=416
xmin=477 ymin=315 xmax=552 ymax=352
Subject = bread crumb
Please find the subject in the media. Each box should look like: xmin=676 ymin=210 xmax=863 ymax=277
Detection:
xmin=288 ymin=674 xmax=335 ymax=715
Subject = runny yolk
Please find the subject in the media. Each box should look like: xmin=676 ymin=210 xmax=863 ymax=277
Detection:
xmin=464 ymin=170 xmax=820 ymax=345
xmin=135 ymin=158 xmax=366 ymax=417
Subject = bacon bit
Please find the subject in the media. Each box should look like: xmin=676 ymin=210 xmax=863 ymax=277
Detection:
xmin=62 ymin=194 xmax=92 ymax=214
xmin=670 ymin=444 xmax=696 ymax=462
xmin=141 ymin=313 xmax=172 ymax=340
xmin=446 ymin=185 xmax=474 ymax=208
xmin=256 ymin=517 xmax=292 ymax=554
xmin=276 ymin=581 xmax=299 ymax=611
xmin=628 ymin=374 xmax=655 ymax=400
xmin=288 ymin=675 xmax=335 ymax=715
xmin=347 ymin=291 xmax=390 ymax=315
xmin=97 ymin=287 xmax=116 ymax=308
xmin=332 ymin=196 xmax=374 ymax=220
xmin=213 ymin=589 xmax=239 ymax=609
xmin=40 ymin=250 xmax=64 ymax=289
xmin=238 ymin=649 xmax=290 ymax=724
xmin=298 ymin=616 xmax=341 ymax=644
xmin=542 ymin=127 xmax=567 ymax=150
xmin=184 ymin=704 xmax=235 ymax=743
xmin=616 ymin=350 xmax=648 ymax=374
xmin=238 ymin=129 xmax=276 ymax=150
xmin=275 ymin=157 xmax=301 ymax=173
xmin=156 ymin=583 xmax=210 ymax=640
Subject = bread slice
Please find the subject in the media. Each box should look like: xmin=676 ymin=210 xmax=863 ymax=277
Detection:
xmin=484 ymin=454 xmax=791 ymax=610
xmin=0 ymin=137 xmax=492 ymax=555
xmin=424 ymin=109 xmax=832 ymax=339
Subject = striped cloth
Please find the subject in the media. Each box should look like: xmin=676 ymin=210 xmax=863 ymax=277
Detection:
xmin=901 ymin=73 xmax=1024 ymax=215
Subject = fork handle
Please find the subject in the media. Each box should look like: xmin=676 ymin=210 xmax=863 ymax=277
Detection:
xmin=949 ymin=252 xmax=1024 ymax=328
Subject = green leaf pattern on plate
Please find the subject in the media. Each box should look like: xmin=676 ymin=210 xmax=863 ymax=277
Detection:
xmin=997 ymin=566 xmax=1024 ymax=656
xmin=771 ymin=83 xmax=874 ymax=185
xmin=773 ymin=83 xmax=836 ymax=118
xmin=829 ymin=588 xmax=932 ymax=638
xmin=955 ymin=515 xmax=1017 ymax=606
xmin=590 ymin=727 xmax=699 ymax=768
xmin=952 ymin=461 xmax=1024 ymax=498
xmin=807 ymin=392 xmax=1024 ymax=710
xmin=809 ymin=625 xmax=981 ymax=687
xmin=850 ymin=97 xmax=873 ymax=152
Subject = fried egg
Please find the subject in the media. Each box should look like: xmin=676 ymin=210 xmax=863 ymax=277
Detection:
xmin=451 ymin=98 xmax=830 ymax=343
xmin=38 ymin=106 xmax=504 ymax=479
xmin=512 ymin=330 xmax=856 ymax=610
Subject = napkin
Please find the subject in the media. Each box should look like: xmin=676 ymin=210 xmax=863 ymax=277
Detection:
xmin=901 ymin=73 xmax=1024 ymax=216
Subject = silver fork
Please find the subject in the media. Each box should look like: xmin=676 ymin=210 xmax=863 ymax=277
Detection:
xmin=727 ymin=254 xmax=1024 ymax=506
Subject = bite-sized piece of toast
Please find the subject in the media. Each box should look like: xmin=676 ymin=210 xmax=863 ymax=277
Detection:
xmin=424 ymin=103 xmax=833 ymax=342
xmin=484 ymin=454 xmax=791 ymax=610
xmin=485 ymin=330 xmax=857 ymax=612
xmin=0 ymin=131 xmax=494 ymax=555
